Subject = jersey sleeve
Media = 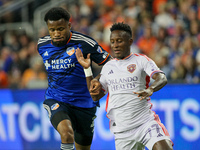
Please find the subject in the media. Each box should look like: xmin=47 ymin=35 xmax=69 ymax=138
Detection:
xmin=37 ymin=36 xmax=51 ymax=56
xmin=87 ymin=44 xmax=111 ymax=66
xmin=99 ymin=66 xmax=108 ymax=94
xmin=140 ymin=54 xmax=163 ymax=78
xmin=37 ymin=38 xmax=41 ymax=54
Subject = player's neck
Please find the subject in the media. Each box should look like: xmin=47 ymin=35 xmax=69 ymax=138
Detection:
xmin=52 ymin=40 xmax=66 ymax=47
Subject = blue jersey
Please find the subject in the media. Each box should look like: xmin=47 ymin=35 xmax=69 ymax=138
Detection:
xmin=37 ymin=31 xmax=111 ymax=108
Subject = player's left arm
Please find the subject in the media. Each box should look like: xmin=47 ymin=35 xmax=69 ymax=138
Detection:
xmin=75 ymin=48 xmax=104 ymax=100
xmin=86 ymin=45 xmax=112 ymax=95
xmin=134 ymin=72 xmax=167 ymax=100
xmin=149 ymin=72 xmax=168 ymax=92
xmin=75 ymin=48 xmax=93 ymax=89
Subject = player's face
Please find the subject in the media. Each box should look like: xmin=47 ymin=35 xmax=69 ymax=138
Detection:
xmin=47 ymin=19 xmax=71 ymax=46
xmin=110 ymin=30 xmax=133 ymax=59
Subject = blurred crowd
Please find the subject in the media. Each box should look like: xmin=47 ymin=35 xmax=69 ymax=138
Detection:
xmin=0 ymin=0 xmax=200 ymax=89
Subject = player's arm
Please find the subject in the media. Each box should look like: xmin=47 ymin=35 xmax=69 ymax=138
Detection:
xmin=75 ymin=48 xmax=93 ymax=90
xmin=76 ymin=47 xmax=109 ymax=101
xmin=90 ymin=86 xmax=105 ymax=101
xmin=89 ymin=56 xmax=112 ymax=96
xmin=149 ymin=72 xmax=167 ymax=92
xmin=134 ymin=72 xmax=167 ymax=100
xmin=76 ymin=48 xmax=104 ymax=101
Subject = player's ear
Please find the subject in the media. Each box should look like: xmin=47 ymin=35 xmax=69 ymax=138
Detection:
xmin=129 ymin=38 xmax=133 ymax=45
xmin=68 ymin=22 xmax=72 ymax=29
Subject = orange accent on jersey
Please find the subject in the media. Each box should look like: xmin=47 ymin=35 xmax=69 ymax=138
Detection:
xmin=122 ymin=53 xmax=133 ymax=60
xmin=105 ymin=93 xmax=109 ymax=112
xmin=150 ymin=70 xmax=162 ymax=77
xmin=134 ymin=53 xmax=139 ymax=56
xmin=139 ymin=53 xmax=152 ymax=61
xmin=154 ymin=113 xmax=170 ymax=137
xmin=145 ymin=75 xmax=150 ymax=89
xmin=115 ymin=53 xmax=133 ymax=61
xmin=149 ymin=103 xmax=153 ymax=109
xmin=105 ymin=93 xmax=111 ymax=129
xmin=98 ymin=54 xmax=110 ymax=65
xmin=134 ymin=53 xmax=152 ymax=61
xmin=66 ymin=32 xmax=72 ymax=44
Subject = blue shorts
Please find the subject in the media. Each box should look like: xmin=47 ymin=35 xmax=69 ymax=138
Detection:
xmin=43 ymin=99 xmax=97 ymax=145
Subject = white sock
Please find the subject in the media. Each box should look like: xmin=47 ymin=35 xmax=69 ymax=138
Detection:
xmin=60 ymin=143 xmax=75 ymax=150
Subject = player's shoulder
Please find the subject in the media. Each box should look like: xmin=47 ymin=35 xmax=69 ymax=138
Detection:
xmin=70 ymin=31 xmax=97 ymax=47
xmin=103 ymin=58 xmax=116 ymax=67
xmin=133 ymin=53 xmax=152 ymax=61
xmin=37 ymin=35 xmax=51 ymax=48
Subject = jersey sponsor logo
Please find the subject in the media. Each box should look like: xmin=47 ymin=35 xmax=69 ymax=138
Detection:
xmin=127 ymin=64 xmax=136 ymax=73
xmin=108 ymin=70 xmax=114 ymax=75
xmin=97 ymin=46 xmax=103 ymax=53
xmin=108 ymin=76 xmax=138 ymax=91
xmin=103 ymin=53 xmax=107 ymax=59
xmin=44 ymin=51 xmax=48 ymax=56
xmin=44 ymin=59 xmax=75 ymax=70
xmin=51 ymin=103 xmax=60 ymax=110
xmin=66 ymin=47 xmax=75 ymax=56
xmin=102 ymin=51 xmax=108 ymax=59
xmin=44 ymin=60 xmax=51 ymax=70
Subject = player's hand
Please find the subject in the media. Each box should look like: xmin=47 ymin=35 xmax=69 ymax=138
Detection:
xmin=133 ymin=88 xmax=153 ymax=100
xmin=89 ymin=79 xmax=102 ymax=96
xmin=75 ymin=48 xmax=91 ymax=69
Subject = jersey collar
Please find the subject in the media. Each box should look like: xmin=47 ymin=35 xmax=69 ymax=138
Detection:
xmin=115 ymin=53 xmax=133 ymax=61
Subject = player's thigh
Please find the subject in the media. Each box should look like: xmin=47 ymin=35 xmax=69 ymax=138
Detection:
xmin=73 ymin=106 xmax=97 ymax=146
xmin=75 ymin=142 xmax=91 ymax=150
xmin=115 ymin=139 xmax=145 ymax=150
xmin=43 ymin=99 xmax=71 ymax=129
xmin=152 ymin=139 xmax=173 ymax=150
xmin=144 ymin=120 xmax=173 ymax=150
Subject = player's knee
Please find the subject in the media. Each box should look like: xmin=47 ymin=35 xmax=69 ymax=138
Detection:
xmin=56 ymin=119 xmax=74 ymax=143
xmin=153 ymin=140 xmax=173 ymax=150
xmin=60 ymin=130 xmax=74 ymax=143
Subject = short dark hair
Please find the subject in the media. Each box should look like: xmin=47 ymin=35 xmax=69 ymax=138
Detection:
xmin=110 ymin=22 xmax=132 ymax=37
xmin=44 ymin=7 xmax=71 ymax=22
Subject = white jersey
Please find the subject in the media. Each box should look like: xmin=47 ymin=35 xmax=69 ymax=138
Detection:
xmin=100 ymin=53 xmax=163 ymax=133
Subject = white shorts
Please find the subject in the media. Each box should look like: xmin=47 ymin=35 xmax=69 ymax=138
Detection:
xmin=114 ymin=117 xmax=172 ymax=150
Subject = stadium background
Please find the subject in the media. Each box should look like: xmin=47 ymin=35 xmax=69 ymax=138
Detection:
xmin=0 ymin=0 xmax=199 ymax=150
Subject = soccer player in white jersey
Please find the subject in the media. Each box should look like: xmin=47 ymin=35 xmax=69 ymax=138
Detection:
xmin=76 ymin=22 xmax=173 ymax=150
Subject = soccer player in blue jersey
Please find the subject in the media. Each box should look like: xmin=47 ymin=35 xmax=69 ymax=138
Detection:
xmin=37 ymin=7 xmax=111 ymax=150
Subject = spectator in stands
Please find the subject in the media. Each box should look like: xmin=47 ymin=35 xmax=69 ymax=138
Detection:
xmin=0 ymin=0 xmax=200 ymax=89
xmin=0 ymin=69 xmax=8 ymax=88
xmin=137 ymin=24 xmax=157 ymax=57
xmin=180 ymin=36 xmax=198 ymax=83
xmin=20 ymin=55 xmax=47 ymax=89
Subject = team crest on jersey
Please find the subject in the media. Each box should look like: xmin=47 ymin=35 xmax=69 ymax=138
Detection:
xmin=66 ymin=47 xmax=75 ymax=56
xmin=127 ymin=64 xmax=136 ymax=73
xmin=51 ymin=103 xmax=60 ymax=110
